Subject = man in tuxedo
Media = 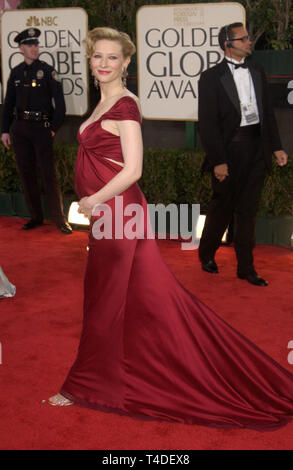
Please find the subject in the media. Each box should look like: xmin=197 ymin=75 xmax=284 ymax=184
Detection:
xmin=198 ymin=22 xmax=287 ymax=286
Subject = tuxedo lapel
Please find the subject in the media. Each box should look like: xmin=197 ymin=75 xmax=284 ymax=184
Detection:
xmin=219 ymin=62 xmax=241 ymax=116
xmin=248 ymin=64 xmax=263 ymax=122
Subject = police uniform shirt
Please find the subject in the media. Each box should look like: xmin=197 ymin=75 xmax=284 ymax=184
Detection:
xmin=1 ymin=59 xmax=66 ymax=134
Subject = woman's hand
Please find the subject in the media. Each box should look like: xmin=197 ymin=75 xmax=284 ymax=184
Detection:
xmin=78 ymin=197 xmax=95 ymax=219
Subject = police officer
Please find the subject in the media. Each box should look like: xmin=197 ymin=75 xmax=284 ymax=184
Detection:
xmin=1 ymin=28 xmax=72 ymax=234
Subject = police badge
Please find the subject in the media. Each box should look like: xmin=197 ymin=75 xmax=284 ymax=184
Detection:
xmin=37 ymin=70 xmax=44 ymax=79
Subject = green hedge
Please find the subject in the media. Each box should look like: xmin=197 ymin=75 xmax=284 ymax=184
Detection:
xmin=0 ymin=143 xmax=292 ymax=216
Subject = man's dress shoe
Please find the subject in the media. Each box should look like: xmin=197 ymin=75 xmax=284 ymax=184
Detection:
xmin=57 ymin=221 xmax=73 ymax=234
xmin=22 ymin=220 xmax=43 ymax=230
xmin=238 ymin=273 xmax=268 ymax=286
xmin=201 ymin=260 xmax=219 ymax=274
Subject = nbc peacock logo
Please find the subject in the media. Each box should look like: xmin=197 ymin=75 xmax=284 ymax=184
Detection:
xmin=26 ymin=15 xmax=58 ymax=27
xmin=26 ymin=16 xmax=40 ymax=26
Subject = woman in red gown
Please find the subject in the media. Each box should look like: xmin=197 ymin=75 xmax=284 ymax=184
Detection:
xmin=49 ymin=27 xmax=293 ymax=430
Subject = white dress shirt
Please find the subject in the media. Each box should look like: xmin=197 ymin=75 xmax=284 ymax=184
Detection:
xmin=225 ymin=56 xmax=260 ymax=127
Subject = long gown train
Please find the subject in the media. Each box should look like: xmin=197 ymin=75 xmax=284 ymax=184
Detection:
xmin=60 ymin=97 xmax=293 ymax=430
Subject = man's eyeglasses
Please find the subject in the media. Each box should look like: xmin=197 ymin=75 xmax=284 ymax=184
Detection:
xmin=230 ymin=35 xmax=250 ymax=43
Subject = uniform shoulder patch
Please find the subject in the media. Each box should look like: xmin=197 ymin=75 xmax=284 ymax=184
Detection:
xmin=51 ymin=70 xmax=61 ymax=82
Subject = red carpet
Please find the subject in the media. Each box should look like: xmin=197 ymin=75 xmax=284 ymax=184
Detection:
xmin=1 ymin=215 xmax=293 ymax=450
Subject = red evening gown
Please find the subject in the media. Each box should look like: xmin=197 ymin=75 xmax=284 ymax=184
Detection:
xmin=60 ymin=96 xmax=293 ymax=430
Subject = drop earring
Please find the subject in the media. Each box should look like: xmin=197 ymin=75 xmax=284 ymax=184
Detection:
xmin=91 ymin=67 xmax=99 ymax=89
xmin=122 ymin=68 xmax=128 ymax=88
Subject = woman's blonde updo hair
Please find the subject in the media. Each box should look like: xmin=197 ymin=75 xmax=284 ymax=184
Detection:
xmin=85 ymin=27 xmax=136 ymax=59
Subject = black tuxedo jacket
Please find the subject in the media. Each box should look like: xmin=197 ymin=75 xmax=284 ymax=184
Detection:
xmin=198 ymin=59 xmax=282 ymax=172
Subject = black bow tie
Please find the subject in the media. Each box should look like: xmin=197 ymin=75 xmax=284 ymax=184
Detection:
xmin=226 ymin=60 xmax=248 ymax=69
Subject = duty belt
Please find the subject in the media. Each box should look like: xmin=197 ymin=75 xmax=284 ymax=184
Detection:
xmin=14 ymin=109 xmax=51 ymax=125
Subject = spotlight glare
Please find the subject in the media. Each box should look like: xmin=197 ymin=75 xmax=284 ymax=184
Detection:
xmin=196 ymin=215 xmax=227 ymax=242
xmin=68 ymin=202 xmax=90 ymax=226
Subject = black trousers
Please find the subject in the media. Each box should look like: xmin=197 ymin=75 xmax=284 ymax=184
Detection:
xmin=11 ymin=120 xmax=65 ymax=224
xmin=198 ymin=137 xmax=266 ymax=276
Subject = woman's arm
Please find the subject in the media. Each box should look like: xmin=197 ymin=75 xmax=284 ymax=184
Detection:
xmin=78 ymin=119 xmax=143 ymax=218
